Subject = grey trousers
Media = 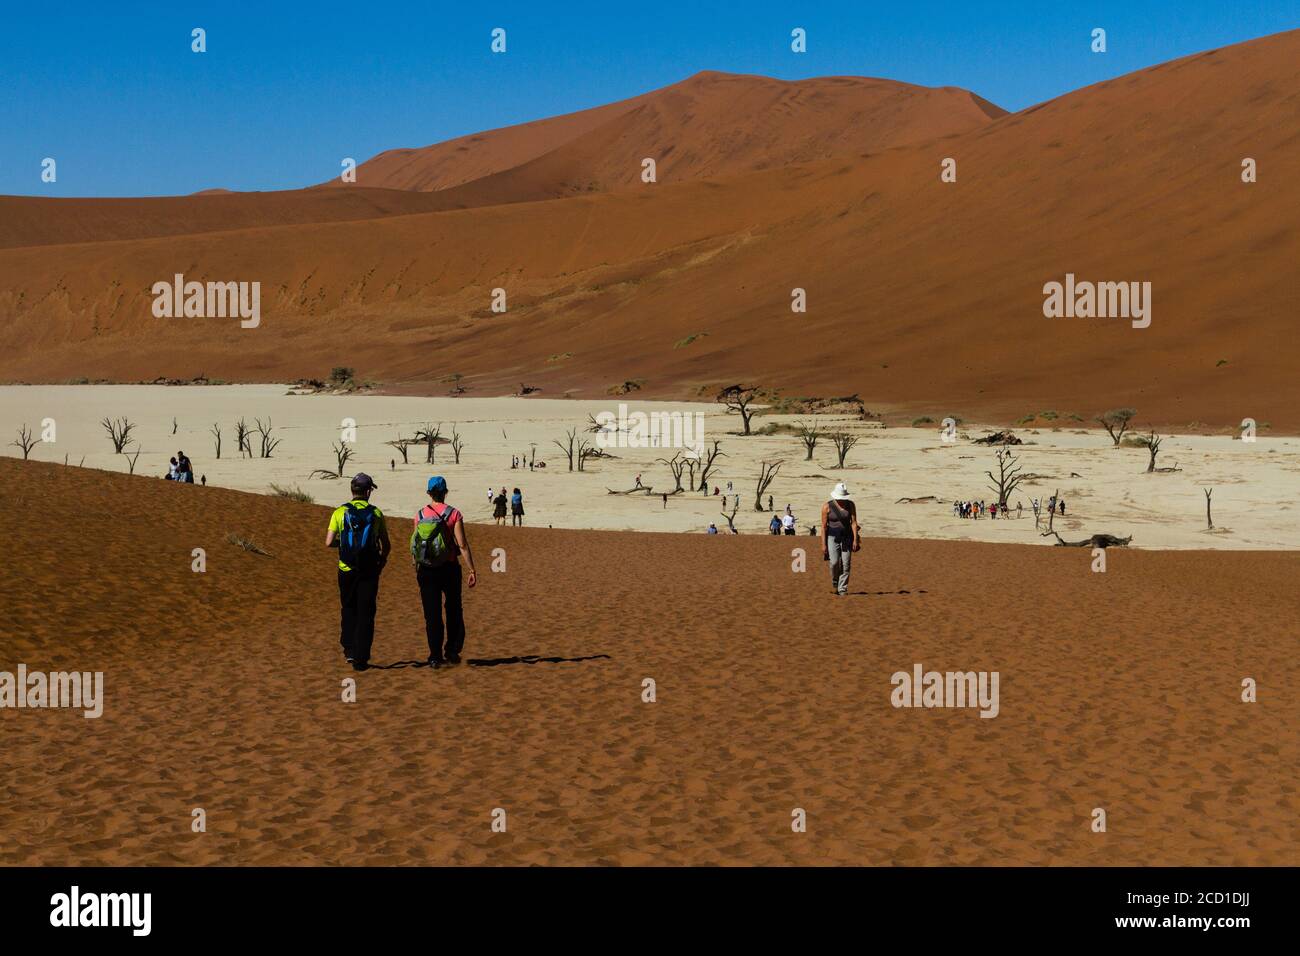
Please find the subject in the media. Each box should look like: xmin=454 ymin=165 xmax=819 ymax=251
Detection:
xmin=828 ymin=537 xmax=852 ymax=594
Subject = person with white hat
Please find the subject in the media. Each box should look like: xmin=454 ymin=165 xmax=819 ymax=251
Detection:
xmin=820 ymin=482 xmax=860 ymax=596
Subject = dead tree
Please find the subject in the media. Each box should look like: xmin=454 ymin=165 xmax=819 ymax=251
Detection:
xmin=717 ymin=384 xmax=760 ymax=435
xmin=234 ymin=418 xmax=254 ymax=458
xmin=754 ymin=459 xmax=783 ymax=511
xmin=658 ymin=451 xmax=688 ymax=492
xmin=448 ymin=373 xmax=466 ymax=396
xmin=100 ymin=416 xmax=136 ymax=453
xmin=695 ymin=440 xmax=726 ymax=491
xmin=553 ymin=427 xmax=578 ymax=471
xmin=1204 ymin=487 xmax=1214 ymax=529
xmin=1095 ymin=408 xmax=1137 ymax=447
xmin=797 ymin=420 xmax=822 ymax=461
xmin=1141 ymin=431 xmax=1163 ymax=472
xmin=210 ymin=423 xmax=222 ymax=460
xmin=172 ymin=416 xmax=178 ymax=435
xmin=577 ymin=437 xmax=598 ymax=472
xmin=125 ymin=446 xmax=143 ymax=475
xmin=721 ymin=500 xmax=740 ymax=533
xmin=450 ymin=425 xmax=465 ymax=464
xmin=829 ymin=432 xmax=859 ymax=469
xmin=985 ymin=448 xmax=1028 ymax=508
xmin=415 ymin=423 xmax=443 ymax=464
xmin=254 ymin=418 xmax=282 ymax=458
xmin=333 ymin=441 xmax=355 ymax=476
xmin=10 ymin=424 xmax=36 ymax=460
xmin=386 ymin=436 xmax=417 ymax=465
xmin=1043 ymin=531 xmax=1132 ymax=548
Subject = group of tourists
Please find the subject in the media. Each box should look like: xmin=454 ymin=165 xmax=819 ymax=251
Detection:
xmin=953 ymin=499 xmax=1021 ymax=519
xmin=327 ymin=474 xmax=478 ymax=672
xmin=488 ymin=486 xmax=525 ymax=525
xmin=164 ymin=450 xmax=195 ymax=483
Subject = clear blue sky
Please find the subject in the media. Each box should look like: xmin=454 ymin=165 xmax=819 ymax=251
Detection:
xmin=2 ymin=1 xmax=1296 ymax=196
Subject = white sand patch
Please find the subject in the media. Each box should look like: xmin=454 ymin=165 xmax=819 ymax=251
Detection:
xmin=3 ymin=385 xmax=1296 ymax=549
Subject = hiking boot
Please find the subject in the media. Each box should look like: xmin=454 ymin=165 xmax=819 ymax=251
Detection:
xmin=445 ymin=654 xmax=462 ymax=666
xmin=351 ymin=661 xmax=369 ymax=672
xmin=427 ymin=657 xmax=444 ymax=668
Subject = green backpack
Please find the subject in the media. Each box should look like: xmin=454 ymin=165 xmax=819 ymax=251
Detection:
xmin=411 ymin=504 xmax=457 ymax=567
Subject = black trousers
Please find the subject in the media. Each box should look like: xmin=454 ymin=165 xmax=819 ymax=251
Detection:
xmin=417 ymin=562 xmax=465 ymax=661
xmin=338 ymin=569 xmax=381 ymax=663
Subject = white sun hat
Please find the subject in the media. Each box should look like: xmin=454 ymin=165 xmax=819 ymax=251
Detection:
xmin=832 ymin=482 xmax=852 ymax=500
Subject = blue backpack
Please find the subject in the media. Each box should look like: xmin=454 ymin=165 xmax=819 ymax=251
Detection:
xmin=339 ymin=502 xmax=380 ymax=570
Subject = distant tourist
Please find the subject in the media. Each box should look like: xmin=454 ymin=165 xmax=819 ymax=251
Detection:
xmin=634 ymin=473 xmax=642 ymax=488
xmin=511 ymin=487 xmax=525 ymax=526
xmin=769 ymin=515 xmax=781 ymax=535
xmin=412 ymin=476 xmax=477 ymax=667
xmin=821 ymin=482 xmax=861 ymax=597
xmin=200 ymin=474 xmax=206 ymax=486
xmin=781 ymin=512 xmax=797 ymax=536
xmin=706 ymin=523 xmax=718 ymax=534
xmin=661 ymin=492 xmax=668 ymax=509
xmin=176 ymin=451 xmax=193 ymax=483
xmin=493 ymin=487 xmax=508 ymax=525
xmin=325 ymin=474 xmax=391 ymax=671
xmin=167 ymin=457 xmax=179 ymax=481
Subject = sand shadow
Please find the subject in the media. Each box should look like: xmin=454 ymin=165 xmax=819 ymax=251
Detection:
xmin=363 ymin=654 xmax=612 ymax=670
xmin=845 ymin=589 xmax=929 ymax=596
xmin=469 ymin=654 xmax=612 ymax=667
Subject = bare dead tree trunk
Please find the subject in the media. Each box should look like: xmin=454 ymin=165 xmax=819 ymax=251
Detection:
xmin=1204 ymin=487 xmax=1214 ymax=529
xmin=553 ymin=427 xmax=578 ymax=471
xmin=696 ymin=440 xmax=726 ymax=491
xmin=210 ymin=423 xmax=222 ymax=459
xmin=985 ymin=448 xmax=1027 ymax=508
xmin=125 ymin=446 xmax=143 ymax=475
xmin=717 ymin=384 xmax=760 ymax=435
xmin=798 ymin=420 xmax=822 ymax=460
xmin=829 ymin=432 xmax=859 ymax=468
xmin=100 ymin=416 xmax=136 ymax=453
xmin=451 ymin=426 xmax=465 ymax=464
xmin=754 ymin=459 xmax=783 ymax=511
xmin=657 ymin=451 xmax=686 ymax=492
xmin=10 ymin=424 xmax=36 ymax=460
xmin=1143 ymin=431 xmax=1163 ymax=472
xmin=721 ymin=501 xmax=740 ymax=533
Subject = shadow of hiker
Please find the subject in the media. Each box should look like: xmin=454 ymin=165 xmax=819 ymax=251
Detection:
xmin=364 ymin=655 xmax=612 ymax=670
xmin=847 ymin=589 xmax=929 ymax=596
xmin=469 ymin=654 xmax=612 ymax=667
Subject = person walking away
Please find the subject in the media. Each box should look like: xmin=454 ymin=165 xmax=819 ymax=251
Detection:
xmin=821 ymin=482 xmax=860 ymax=596
xmin=510 ymin=487 xmax=524 ymax=526
xmin=781 ymin=511 xmax=797 ymax=535
xmin=661 ymin=492 xmax=668 ymax=509
xmin=492 ymin=487 xmax=508 ymax=525
xmin=634 ymin=473 xmax=642 ymax=488
xmin=769 ymin=514 xmax=781 ymax=535
xmin=412 ymin=476 xmax=476 ymax=666
xmin=325 ymin=473 xmax=390 ymax=671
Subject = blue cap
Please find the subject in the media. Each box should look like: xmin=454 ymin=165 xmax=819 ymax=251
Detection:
xmin=427 ymin=476 xmax=447 ymax=493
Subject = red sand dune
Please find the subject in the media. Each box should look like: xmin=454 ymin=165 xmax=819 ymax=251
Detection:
xmin=1 ymin=33 xmax=1297 ymax=429
xmin=320 ymin=71 xmax=1006 ymax=195
xmin=3 ymin=457 xmax=1295 ymax=865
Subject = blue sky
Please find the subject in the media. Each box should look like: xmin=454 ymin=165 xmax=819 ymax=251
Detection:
xmin=2 ymin=1 xmax=1296 ymax=196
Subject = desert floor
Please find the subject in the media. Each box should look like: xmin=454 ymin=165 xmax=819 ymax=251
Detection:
xmin=2 ymin=385 xmax=1298 ymax=549
xmin=2 ymin=457 xmax=1296 ymax=865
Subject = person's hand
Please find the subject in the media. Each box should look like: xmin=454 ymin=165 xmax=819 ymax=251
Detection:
xmin=822 ymin=550 xmax=829 ymax=562
xmin=467 ymin=569 xmax=477 ymax=588
xmin=852 ymin=540 xmax=861 ymax=553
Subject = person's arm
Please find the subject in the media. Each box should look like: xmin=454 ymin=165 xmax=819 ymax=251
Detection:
xmin=325 ymin=509 xmax=339 ymax=548
xmin=820 ymin=502 xmax=830 ymax=558
xmin=376 ymin=513 xmax=391 ymax=563
xmin=453 ymin=518 xmax=477 ymax=587
xmin=849 ymin=502 xmax=861 ymax=552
